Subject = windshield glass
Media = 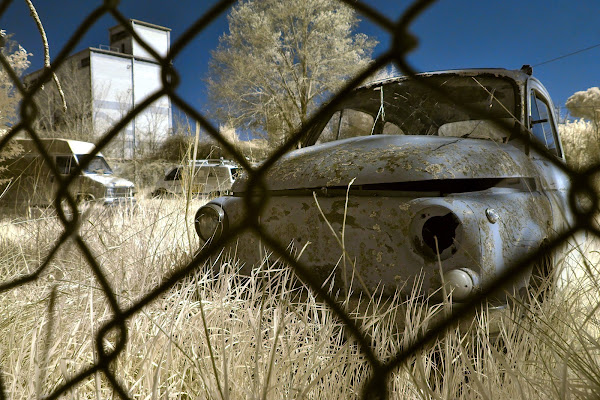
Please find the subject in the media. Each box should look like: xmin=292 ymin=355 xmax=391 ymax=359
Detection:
xmin=312 ymin=75 xmax=518 ymax=145
xmin=77 ymin=155 xmax=113 ymax=174
xmin=192 ymin=166 xmax=231 ymax=181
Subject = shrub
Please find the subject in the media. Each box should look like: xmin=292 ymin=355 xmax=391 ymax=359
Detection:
xmin=155 ymin=133 xmax=192 ymax=162
xmin=110 ymin=158 xmax=172 ymax=191
xmin=559 ymin=119 xmax=598 ymax=171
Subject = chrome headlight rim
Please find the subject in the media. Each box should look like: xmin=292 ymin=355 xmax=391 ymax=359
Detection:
xmin=195 ymin=203 xmax=228 ymax=242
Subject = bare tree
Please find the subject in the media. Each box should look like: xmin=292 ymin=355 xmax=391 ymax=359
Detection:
xmin=24 ymin=0 xmax=66 ymax=113
xmin=1 ymin=1 xmax=64 ymax=186
xmin=29 ymin=59 xmax=96 ymax=142
xmin=136 ymin=104 xmax=172 ymax=156
xmin=207 ymin=0 xmax=377 ymax=147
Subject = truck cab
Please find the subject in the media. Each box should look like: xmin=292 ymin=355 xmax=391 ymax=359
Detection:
xmin=0 ymin=138 xmax=136 ymax=209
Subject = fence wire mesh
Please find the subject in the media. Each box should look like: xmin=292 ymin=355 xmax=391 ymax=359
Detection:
xmin=0 ymin=0 xmax=597 ymax=399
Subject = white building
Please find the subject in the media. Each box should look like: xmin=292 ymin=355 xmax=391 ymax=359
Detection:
xmin=25 ymin=19 xmax=172 ymax=158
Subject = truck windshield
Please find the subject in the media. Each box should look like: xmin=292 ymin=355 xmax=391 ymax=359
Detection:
xmin=77 ymin=155 xmax=113 ymax=175
xmin=312 ymin=74 xmax=518 ymax=144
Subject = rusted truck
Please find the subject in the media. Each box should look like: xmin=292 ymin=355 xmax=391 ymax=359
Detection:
xmin=194 ymin=67 xmax=575 ymax=303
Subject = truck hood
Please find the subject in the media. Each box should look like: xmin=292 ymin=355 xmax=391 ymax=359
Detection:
xmin=85 ymin=174 xmax=135 ymax=188
xmin=234 ymin=135 xmax=539 ymax=192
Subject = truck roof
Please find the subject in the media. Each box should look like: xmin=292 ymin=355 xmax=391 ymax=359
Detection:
xmin=15 ymin=138 xmax=100 ymax=156
xmin=360 ymin=67 xmax=532 ymax=90
xmin=188 ymin=159 xmax=237 ymax=167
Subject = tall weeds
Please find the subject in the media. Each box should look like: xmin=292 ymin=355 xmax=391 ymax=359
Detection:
xmin=0 ymin=199 xmax=599 ymax=399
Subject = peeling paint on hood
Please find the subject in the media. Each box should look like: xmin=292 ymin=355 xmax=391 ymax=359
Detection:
xmin=234 ymin=135 xmax=538 ymax=192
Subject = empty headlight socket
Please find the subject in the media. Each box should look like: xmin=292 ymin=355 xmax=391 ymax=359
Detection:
xmin=410 ymin=206 xmax=464 ymax=261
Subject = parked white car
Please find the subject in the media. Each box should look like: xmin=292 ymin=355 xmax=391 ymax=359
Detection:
xmin=152 ymin=159 xmax=240 ymax=198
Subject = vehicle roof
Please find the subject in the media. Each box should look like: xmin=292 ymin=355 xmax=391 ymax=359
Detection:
xmin=16 ymin=138 xmax=99 ymax=156
xmin=169 ymin=161 xmax=238 ymax=170
xmin=188 ymin=159 xmax=238 ymax=167
xmin=359 ymin=68 xmax=531 ymax=90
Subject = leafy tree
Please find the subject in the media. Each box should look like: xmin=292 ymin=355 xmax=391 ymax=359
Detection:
xmin=566 ymin=87 xmax=600 ymax=121
xmin=0 ymin=30 xmax=30 ymax=183
xmin=559 ymin=119 xmax=596 ymax=171
xmin=566 ymin=87 xmax=600 ymax=138
xmin=564 ymin=87 xmax=600 ymax=166
xmin=207 ymin=0 xmax=377 ymax=147
xmin=0 ymin=30 xmax=30 ymax=130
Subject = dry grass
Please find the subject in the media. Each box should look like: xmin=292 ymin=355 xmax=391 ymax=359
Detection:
xmin=1 ymin=196 xmax=600 ymax=399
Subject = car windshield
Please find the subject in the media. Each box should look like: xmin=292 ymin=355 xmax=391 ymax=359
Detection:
xmin=312 ymin=74 xmax=518 ymax=145
xmin=77 ymin=155 xmax=113 ymax=174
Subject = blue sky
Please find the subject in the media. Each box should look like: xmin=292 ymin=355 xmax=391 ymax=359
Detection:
xmin=2 ymin=0 xmax=599 ymax=123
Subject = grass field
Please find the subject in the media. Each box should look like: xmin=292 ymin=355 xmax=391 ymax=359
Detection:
xmin=1 ymin=196 xmax=599 ymax=399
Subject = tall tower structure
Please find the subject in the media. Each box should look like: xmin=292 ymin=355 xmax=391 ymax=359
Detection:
xmin=24 ymin=19 xmax=173 ymax=159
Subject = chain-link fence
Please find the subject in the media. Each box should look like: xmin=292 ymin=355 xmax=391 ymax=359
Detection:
xmin=0 ymin=0 xmax=597 ymax=399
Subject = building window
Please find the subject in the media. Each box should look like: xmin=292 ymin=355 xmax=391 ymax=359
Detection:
xmin=110 ymin=30 xmax=130 ymax=44
xmin=79 ymin=57 xmax=90 ymax=68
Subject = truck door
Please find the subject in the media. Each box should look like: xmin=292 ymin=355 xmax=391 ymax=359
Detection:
xmin=54 ymin=155 xmax=78 ymax=203
xmin=527 ymin=80 xmax=573 ymax=235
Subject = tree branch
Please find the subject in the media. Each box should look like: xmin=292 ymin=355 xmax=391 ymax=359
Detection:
xmin=25 ymin=0 xmax=67 ymax=113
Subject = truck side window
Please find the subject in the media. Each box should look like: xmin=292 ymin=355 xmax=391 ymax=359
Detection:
xmin=56 ymin=156 xmax=75 ymax=175
xmin=530 ymin=91 xmax=559 ymax=157
xmin=165 ymin=168 xmax=181 ymax=181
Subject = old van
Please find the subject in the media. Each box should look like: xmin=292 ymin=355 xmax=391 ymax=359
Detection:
xmin=0 ymin=138 xmax=135 ymax=208
xmin=152 ymin=159 xmax=239 ymax=198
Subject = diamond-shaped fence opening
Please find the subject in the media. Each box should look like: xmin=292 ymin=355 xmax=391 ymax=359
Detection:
xmin=0 ymin=1 xmax=596 ymax=399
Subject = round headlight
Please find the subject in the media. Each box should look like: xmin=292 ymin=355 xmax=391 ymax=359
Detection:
xmin=194 ymin=203 xmax=228 ymax=242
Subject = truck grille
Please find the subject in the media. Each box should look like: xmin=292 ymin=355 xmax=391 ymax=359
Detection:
xmin=114 ymin=187 xmax=132 ymax=198
xmin=106 ymin=187 xmax=133 ymax=198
